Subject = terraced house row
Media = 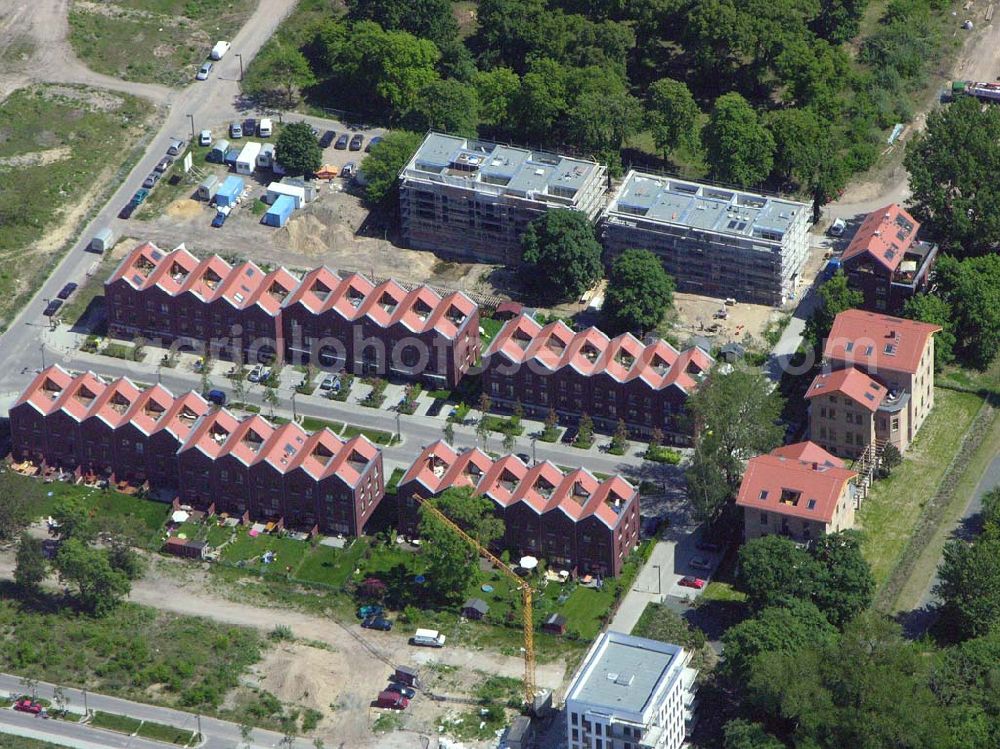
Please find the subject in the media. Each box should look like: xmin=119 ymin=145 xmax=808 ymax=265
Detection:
xmin=397 ymin=441 xmax=640 ymax=577
xmin=105 ymin=242 xmax=480 ymax=388
xmin=483 ymin=314 xmax=714 ymax=442
xmin=10 ymin=365 xmax=385 ymax=536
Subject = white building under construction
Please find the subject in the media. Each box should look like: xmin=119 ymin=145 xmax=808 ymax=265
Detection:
xmin=398 ymin=132 xmax=607 ymax=265
xmin=601 ymin=171 xmax=810 ymax=306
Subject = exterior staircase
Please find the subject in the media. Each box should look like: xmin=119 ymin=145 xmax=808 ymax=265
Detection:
xmin=852 ymin=439 xmax=886 ymax=503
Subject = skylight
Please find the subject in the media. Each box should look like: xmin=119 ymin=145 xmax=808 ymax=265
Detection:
xmin=807 ymin=499 xmax=817 ymax=510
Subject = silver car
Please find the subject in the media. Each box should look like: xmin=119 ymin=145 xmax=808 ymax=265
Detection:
xmin=196 ymin=61 xmax=213 ymax=81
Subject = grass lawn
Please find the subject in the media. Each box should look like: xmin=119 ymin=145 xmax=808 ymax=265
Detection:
xmin=206 ymin=523 xmax=234 ymax=547
xmin=859 ymin=388 xmax=984 ymax=586
xmin=482 ymin=415 xmax=523 ymax=436
xmin=60 ymin=252 xmax=119 ymax=327
xmin=135 ymin=720 xmax=198 ymax=744
xmin=297 ymin=416 xmax=396 ymax=445
xmin=938 ymin=359 xmax=1000 ymax=397
xmin=68 ymin=0 xmax=257 ymax=87
xmin=90 ymin=711 xmax=142 ymax=734
xmin=0 ymin=737 xmax=63 ymax=749
xmin=385 ymin=467 xmax=405 ymax=495
xmin=294 ymin=539 xmax=369 ymax=588
xmin=480 ymin=317 xmax=504 ymax=346
xmin=219 ymin=529 xmax=310 ymax=571
xmin=0 ymin=85 xmax=152 ymax=329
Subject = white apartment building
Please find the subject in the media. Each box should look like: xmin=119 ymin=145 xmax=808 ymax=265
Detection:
xmin=565 ymin=631 xmax=698 ymax=749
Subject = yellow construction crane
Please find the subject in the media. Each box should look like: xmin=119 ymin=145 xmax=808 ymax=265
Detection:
xmin=414 ymin=495 xmax=536 ymax=705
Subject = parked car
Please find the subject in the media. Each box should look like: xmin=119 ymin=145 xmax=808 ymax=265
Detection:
xmin=385 ymin=683 xmax=415 ymax=699
xmin=199 ymin=129 xmax=212 ymax=147
xmin=196 ymin=61 xmax=213 ymax=80
xmin=679 ymin=576 xmax=705 ymax=590
xmin=357 ymin=604 xmax=384 ymax=619
xmin=341 ymin=161 xmax=356 ymax=179
xmin=230 ymin=122 xmax=243 ymax=139
xmin=142 ymin=172 xmax=161 ymax=189
xmin=205 ymin=389 xmax=227 ymax=406
xmin=243 ymin=118 xmax=257 ymax=136
xmin=362 ymin=615 xmax=392 ymax=631
xmin=690 ymin=556 xmax=712 ymax=571
xmin=14 ymin=699 xmax=43 ymax=714
xmin=247 ymin=363 xmax=269 ymax=383
xmin=43 ymin=299 xmax=63 ymax=317
xmin=130 ymin=188 xmax=149 ymax=205
xmin=376 ymin=691 xmax=409 ymax=710
xmin=56 ymin=282 xmax=78 ymax=300
xmin=167 ymin=138 xmax=186 ymax=156
xmin=118 ymin=203 xmax=135 ymax=219
xmin=365 ymin=135 xmax=383 ymax=152
xmin=335 ymin=133 xmax=350 ymax=149
xmin=319 ymin=375 xmax=340 ymax=391
xmin=155 ymin=156 xmax=173 ymax=173
xmin=319 ymin=130 xmax=336 ymax=148
xmin=829 ymin=218 xmax=847 ymax=237
xmin=349 ymin=133 xmax=364 ymax=151
xmin=211 ymin=210 xmax=228 ymax=228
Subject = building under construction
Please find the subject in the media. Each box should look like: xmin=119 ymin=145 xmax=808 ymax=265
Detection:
xmin=398 ymin=132 xmax=607 ymax=265
xmin=600 ymin=171 xmax=810 ymax=306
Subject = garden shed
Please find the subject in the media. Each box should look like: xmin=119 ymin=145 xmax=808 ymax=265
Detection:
xmin=461 ymin=598 xmax=489 ymax=620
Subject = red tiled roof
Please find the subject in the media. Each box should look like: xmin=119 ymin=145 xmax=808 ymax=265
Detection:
xmin=736 ymin=444 xmax=857 ymax=524
xmin=770 ymin=441 xmax=845 ymax=468
xmin=403 ymin=440 xmax=637 ymax=530
xmin=805 ymin=368 xmax=886 ymax=412
xmin=825 ymin=309 xmax=940 ymax=375
xmin=842 ymin=204 xmax=919 ymax=272
xmin=486 ymin=315 xmax=713 ymax=392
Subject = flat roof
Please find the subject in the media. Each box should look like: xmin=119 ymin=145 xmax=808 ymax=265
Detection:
xmin=605 ymin=171 xmax=807 ymax=243
xmin=402 ymin=132 xmax=602 ymax=205
xmin=567 ymin=631 xmax=683 ymax=715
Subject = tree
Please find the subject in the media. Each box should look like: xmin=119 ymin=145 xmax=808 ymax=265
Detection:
xmin=543 ymin=407 xmax=559 ymax=440
xmin=419 ymin=504 xmax=477 ymax=601
xmin=52 ymin=686 xmax=68 ymax=716
xmin=610 ymin=419 xmax=629 ymax=453
xmin=477 ymin=393 xmax=492 ymax=445
xmin=346 ymin=0 xmax=458 ymax=48
xmin=935 ymin=538 xmax=1000 ymax=641
xmin=502 ymin=431 xmax=517 ymax=454
xmin=809 ymin=269 xmax=863 ymax=340
xmin=766 ymin=107 xmax=827 ymax=187
xmin=361 ymin=130 xmax=423 ymax=208
xmin=877 ymin=441 xmax=902 ymax=478
xmin=722 ymin=599 xmax=835 ymax=684
xmin=980 ymin=487 xmax=1000 ymax=541
xmin=576 ymin=412 xmax=594 ymax=446
xmin=687 ymin=366 xmax=784 ymax=488
xmin=738 ymin=535 xmax=819 ymax=612
xmin=472 ymin=67 xmax=520 ymax=130
xmin=809 ymin=531 xmax=874 ymax=627
xmin=435 ymin=486 xmax=505 ymax=548
xmin=245 ymin=43 xmax=315 ymax=107
xmin=903 ymin=293 xmax=956 ymax=369
xmin=934 ymin=254 xmax=1000 ymax=370
xmin=703 ymin=92 xmax=775 ymax=187
xmin=812 ymin=0 xmax=869 ymax=44
xmin=275 ymin=121 xmax=322 ymax=177
xmin=262 ymin=386 xmax=279 ymax=419
xmin=107 ymin=535 xmax=145 ymax=580
xmin=722 ymin=719 xmax=785 ymax=749
xmin=0 ymin=486 xmax=31 ymax=542
xmin=55 ymin=539 xmax=131 ymax=616
xmin=51 ymin=494 xmax=92 ymax=541
xmin=512 ymin=58 xmax=569 ymax=143
xmin=520 ymin=209 xmax=603 ymax=303
xmin=14 ymin=534 xmax=46 ymax=592
xmin=646 ymin=77 xmax=699 ymax=161
xmin=602 ymin=249 xmax=675 ymax=335
xmin=685 ymin=434 xmax=732 ymax=523
xmin=442 ymin=420 xmax=455 ymax=446
xmin=20 ymin=675 xmax=38 ymax=700
xmin=905 ymin=96 xmax=1000 ymax=256
xmin=564 ymin=66 xmax=640 ymax=157
xmin=409 ymin=78 xmax=479 ymax=136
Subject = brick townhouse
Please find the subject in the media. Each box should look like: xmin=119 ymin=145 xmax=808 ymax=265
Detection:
xmin=105 ymin=242 xmax=480 ymax=388
xmin=482 ymin=314 xmax=714 ymax=443
xmin=841 ymin=204 xmax=938 ymax=314
xmin=397 ymin=440 xmax=640 ymax=577
xmin=736 ymin=441 xmax=859 ymax=543
xmin=807 ymin=310 xmax=940 ymax=459
xmin=10 ymin=365 xmax=385 ymax=536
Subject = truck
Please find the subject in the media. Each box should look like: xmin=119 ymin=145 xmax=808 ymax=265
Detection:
xmin=89 ymin=227 xmax=114 ymax=253
xmin=951 ymin=80 xmax=1000 ymax=103
xmin=410 ymin=628 xmax=446 ymax=648
xmin=210 ymin=41 xmax=231 ymax=60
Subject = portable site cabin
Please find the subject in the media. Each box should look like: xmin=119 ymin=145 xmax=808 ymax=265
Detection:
xmin=280 ymin=176 xmax=318 ymax=203
xmin=89 ymin=227 xmax=114 ymax=253
xmin=223 ymin=149 xmax=239 ymax=168
xmin=256 ymin=143 xmax=275 ymax=169
xmin=265 ymin=182 xmax=305 ymax=209
xmin=262 ymin=195 xmax=295 ymax=228
xmin=215 ymin=175 xmax=245 ymax=208
xmin=197 ymin=175 xmax=220 ymax=201
xmin=236 ymin=142 xmax=262 ymax=175
xmin=206 ymin=139 xmax=230 ymax=163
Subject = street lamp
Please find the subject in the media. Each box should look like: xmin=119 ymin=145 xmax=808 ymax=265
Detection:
xmin=187 ymin=113 xmax=195 ymax=138
xmin=236 ymin=53 xmax=244 ymax=81
xmin=395 ymin=412 xmax=401 ymax=442
xmin=653 ymin=564 xmax=661 ymax=595
xmin=291 ymin=390 xmax=297 ymax=420
xmin=531 ymin=436 xmax=537 ymax=465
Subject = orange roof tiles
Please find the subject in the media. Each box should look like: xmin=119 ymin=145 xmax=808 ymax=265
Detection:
xmin=487 ymin=315 xmax=713 ymax=392
xmin=825 ymin=309 xmax=940 ymax=375
xmin=842 ymin=204 xmax=918 ymax=272
xmin=805 ymin=368 xmax=886 ymax=412
xmin=770 ymin=441 xmax=845 ymax=468
xmin=736 ymin=443 xmax=857 ymax=524
xmin=403 ymin=440 xmax=637 ymax=530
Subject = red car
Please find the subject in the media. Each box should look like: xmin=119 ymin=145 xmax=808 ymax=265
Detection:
xmin=14 ymin=699 xmax=43 ymax=714
xmin=679 ymin=576 xmax=705 ymax=590
xmin=376 ymin=690 xmax=409 ymax=710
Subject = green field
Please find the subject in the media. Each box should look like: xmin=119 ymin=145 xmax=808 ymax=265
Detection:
xmin=68 ymin=0 xmax=257 ymax=87
xmin=859 ymin=388 xmax=985 ymax=586
xmin=0 ymin=736 xmax=63 ymax=749
xmin=0 ymin=85 xmax=152 ymax=329
xmin=220 ymin=528 xmax=311 ymax=571
xmin=90 ymin=711 xmax=142 ymax=734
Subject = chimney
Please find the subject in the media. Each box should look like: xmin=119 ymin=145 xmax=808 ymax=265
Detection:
xmin=812 ymin=462 xmax=819 ymax=470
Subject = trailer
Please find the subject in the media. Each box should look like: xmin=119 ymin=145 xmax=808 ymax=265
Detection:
xmin=236 ymin=142 xmax=262 ymax=175
xmin=215 ymin=175 xmax=245 ymax=208
xmin=206 ymin=138 xmax=230 ymax=163
xmin=265 ymin=182 xmax=305 ymax=209
xmin=262 ymin=194 xmax=295 ymax=227
xmin=256 ymin=143 xmax=275 ymax=169
xmin=197 ymin=175 xmax=220 ymax=201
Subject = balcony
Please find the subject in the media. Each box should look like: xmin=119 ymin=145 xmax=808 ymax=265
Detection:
xmin=890 ymin=240 xmax=937 ymax=290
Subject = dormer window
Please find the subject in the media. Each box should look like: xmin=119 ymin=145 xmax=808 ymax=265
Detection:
xmin=202 ymin=267 xmax=222 ymax=289
xmin=779 ymin=489 xmax=801 ymax=506
xmin=446 ymin=304 xmax=466 ymax=325
xmin=242 ymin=429 xmax=264 ymax=452
xmin=144 ymin=400 xmax=166 ymax=420
xmin=209 ymin=424 xmax=230 ymax=444
xmin=545 ymin=336 xmax=566 ymax=355
xmin=41 ymin=378 xmax=63 ymax=400
xmin=513 ymin=329 xmax=533 ymax=350
xmin=109 ymin=391 xmax=131 ymax=414
xmin=268 ymin=282 xmax=289 ymax=302
xmin=179 ymin=406 xmax=198 ymax=421
xmin=311 ymin=278 xmax=332 ymax=302
xmin=534 ymin=476 xmax=554 ymax=499
xmin=75 ymin=385 xmax=97 ymax=406
xmin=581 ymin=343 xmax=600 ymax=363
xmin=310 ymin=440 xmax=335 ymax=464
xmin=414 ymin=299 xmax=432 ymax=321
xmin=347 ymin=285 xmax=365 ymax=308
xmin=347 ymin=449 xmax=369 ymax=471
xmin=380 ymin=292 xmax=399 ymax=314
xmin=170 ymin=261 xmax=189 ymax=283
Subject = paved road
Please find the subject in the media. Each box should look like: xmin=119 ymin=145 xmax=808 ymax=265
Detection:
xmin=0 ymin=672 xmax=318 ymax=748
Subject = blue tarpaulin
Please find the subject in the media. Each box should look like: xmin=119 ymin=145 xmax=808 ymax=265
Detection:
xmin=262 ymin=194 xmax=295 ymax=227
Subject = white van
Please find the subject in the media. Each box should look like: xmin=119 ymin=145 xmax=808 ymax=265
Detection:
xmin=258 ymin=118 xmax=273 ymax=138
xmin=411 ymin=628 xmax=446 ymax=648
xmin=210 ymin=41 xmax=231 ymax=60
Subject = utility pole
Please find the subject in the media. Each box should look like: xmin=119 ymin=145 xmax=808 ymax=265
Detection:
xmin=531 ymin=437 xmax=537 ymax=465
xmin=82 ymin=688 xmax=88 ymax=716
xmin=187 ymin=113 xmax=195 ymax=138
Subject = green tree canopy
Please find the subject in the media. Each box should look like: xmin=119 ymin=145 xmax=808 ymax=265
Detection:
xmin=903 ymin=292 xmax=955 ymax=369
xmin=703 ymin=93 xmax=775 ymax=187
xmin=686 ymin=432 xmax=734 ymax=523
xmin=418 ymin=504 xmax=477 ymax=602
xmin=812 ymin=0 xmax=870 ymax=43
xmin=520 ymin=209 xmax=603 ymax=303
xmin=472 ymin=67 xmax=520 ymax=130
xmin=346 ymin=0 xmax=458 ymax=48
xmin=434 ymin=486 xmax=505 ymax=549
xmin=0 ymin=484 xmax=31 ymax=541
xmin=52 ymin=495 xmax=92 ymax=541
xmin=14 ymin=534 xmax=47 ymax=592
xmin=409 ymin=78 xmax=479 ymax=136
xmin=722 ymin=719 xmax=786 ymax=749
xmin=935 ymin=537 xmax=1000 ymax=641
xmin=767 ymin=107 xmax=827 ymax=187
xmin=808 ymin=269 xmax=863 ymax=341
xmin=646 ymin=77 xmax=700 ymax=161
xmin=244 ymin=43 xmax=315 ymax=107
xmin=905 ymin=95 xmax=1000 ymax=256
xmin=512 ymin=58 xmax=569 ymax=143
xmin=809 ymin=530 xmax=875 ymax=626
xmin=55 ymin=539 xmax=131 ymax=616
xmin=934 ymin=254 xmax=1000 ymax=370
xmin=738 ymin=535 xmax=819 ymax=612
xmin=564 ymin=65 xmax=640 ymax=158
xmin=602 ymin=249 xmax=675 ymax=335
xmin=360 ymin=130 xmax=424 ymax=208
xmin=275 ymin=121 xmax=322 ymax=177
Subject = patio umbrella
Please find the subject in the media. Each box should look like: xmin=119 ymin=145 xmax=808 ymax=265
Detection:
xmin=171 ymin=510 xmax=190 ymax=523
xmin=315 ymin=165 xmax=338 ymax=180
xmin=519 ymin=556 xmax=539 ymax=570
